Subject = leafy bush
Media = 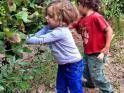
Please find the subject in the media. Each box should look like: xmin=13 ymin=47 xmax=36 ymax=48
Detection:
xmin=0 ymin=0 xmax=51 ymax=92
xmin=100 ymin=0 xmax=123 ymax=36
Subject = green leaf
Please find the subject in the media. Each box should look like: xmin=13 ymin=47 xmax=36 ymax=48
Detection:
xmin=12 ymin=44 xmax=23 ymax=54
xmin=19 ymin=81 xmax=30 ymax=90
xmin=0 ymin=85 xmax=4 ymax=92
xmin=23 ymin=47 xmax=32 ymax=53
xmin=22 ymin=75 xmax=33 ymax=80
xmin=0 ymin=21 xmax=2 ymax=25
xmin=7 ymin=76 xmax=20 ymax=81
xmin=0 ymin=46 xmax=5 ymax=53
xmin=16 ymin=11 xmax=31 ymax=23
xmin=14 ymin=0 xmax=22 ymax=6
xmin=17 ymin=32 xmax=26 ymax=40
xmin=30 ymin=3 xmax=35 ymax=8
xmin=29 ymin=11 xmax=39 ymax=19
xmin=0 ymin=32 xmax=5 ymax=40
xmin=5 ymin=31 xmax=14 ymax=38
xmin=18 ymin=62 xmax=31 ymax=66
xmin=12 ymin=48 xmax=23 ymax=54
xmin=0 ymin=40 xmax=4 ymax=46
xmin=19 ymin=69 xmax=26 ymax=73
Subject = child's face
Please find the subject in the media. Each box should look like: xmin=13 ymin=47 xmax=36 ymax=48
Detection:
xmin=45 ymin=7 xmax=60 ymax=28
xmin=77 ymin=2 xmax=88 ymax=16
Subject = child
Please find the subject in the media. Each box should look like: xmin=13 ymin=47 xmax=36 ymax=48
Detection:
xmin=69 ymin=0 xmax=114 ymax=93
xmin=27 ymin=1 xmax=84 ymax=93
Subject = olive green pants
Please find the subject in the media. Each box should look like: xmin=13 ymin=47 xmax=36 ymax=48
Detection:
xmin=83 ymin=53 xmax=114 ymax=93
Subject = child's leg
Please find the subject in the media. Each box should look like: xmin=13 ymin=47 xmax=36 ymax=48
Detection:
xmin=56 ymin=65 xmax=68 ymax=93
xmin=65 ymin=60 xmax=84 ymax=93
xmin=83 ymin=55 xmax=95 ymax=93
xmin=87 ymin=54 xmax=114 ymax=93
xmin=83 ymin=55 xmax=95 ymax=88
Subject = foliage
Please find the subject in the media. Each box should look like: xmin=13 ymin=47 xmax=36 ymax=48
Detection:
xmin=100 ymin=0 xmax=123 ymax=34
xmin=0 ymin=0 xmax=48 ymax=92
xmin=30 ymin=46 xmax=57 ymax=91
xmin=100 ymin=0 xmax=124 ymax=57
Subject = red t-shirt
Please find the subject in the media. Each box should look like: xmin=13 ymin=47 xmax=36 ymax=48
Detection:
xmin=71 ymin=12 xmax=109 ymax=54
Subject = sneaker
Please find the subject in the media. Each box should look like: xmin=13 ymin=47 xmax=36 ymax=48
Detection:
xmin=82 ymin=81 xmax=95 ymax=88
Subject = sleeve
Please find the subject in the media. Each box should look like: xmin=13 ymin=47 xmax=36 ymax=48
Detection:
xmin=69 ymin=22 xmax=78 ymax=29
xmin=26 ymin=29 xmax=64 ymax=44
xmin=35 ymin=25 xmax=50 ymax=36
xmin=69 ymin=20 xmax=80 ymax=30
xmin=95 ymin=16 xmax=110 ymax=32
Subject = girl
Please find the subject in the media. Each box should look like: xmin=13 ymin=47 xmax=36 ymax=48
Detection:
xmin=27 ymin=1 xmax=84 ymax=93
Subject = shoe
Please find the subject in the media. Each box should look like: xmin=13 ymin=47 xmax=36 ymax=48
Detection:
xmin=82 ymin=81 xmax=95 ymax=88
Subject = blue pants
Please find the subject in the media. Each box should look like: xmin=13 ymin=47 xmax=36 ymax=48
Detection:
xmin=56 ymin=60 xmax=84 ymax=93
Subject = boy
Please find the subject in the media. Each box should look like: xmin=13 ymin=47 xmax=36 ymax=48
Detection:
xmin=70 ymin=0 xmax=114 ymax=93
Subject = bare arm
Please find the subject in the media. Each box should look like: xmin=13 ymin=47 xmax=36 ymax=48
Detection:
xmin=97 ymin=26 xmax=113 ymax=60
xmin=101 ymin=26 xmax=113 ymax=53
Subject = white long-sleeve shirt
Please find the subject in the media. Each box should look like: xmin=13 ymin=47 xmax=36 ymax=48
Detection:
xmin=27 ymin=26 xmax=82 ymax=64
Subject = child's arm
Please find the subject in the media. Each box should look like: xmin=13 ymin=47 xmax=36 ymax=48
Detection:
xmin=27 ymin=29 xmax=64 ymax=44
xmin=97 ymin=26 xmax=113 ymax=60
xmin=95 ymin=15 xmax=113 ymax=54
xmin=35 ymin=25 xmax=50 ymax=36
xmin=101 ymin=26 xmax=113 ymax=53
xmin=95 ymin=16 xmax=113 ymax=60
xmin=69 ymin=21 xmax=82 ymax=35
xmin=69 ymin=21 xmax=79 ymax=29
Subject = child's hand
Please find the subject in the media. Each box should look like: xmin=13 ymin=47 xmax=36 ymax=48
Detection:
xmin=97 ymin=53 xmax=104 ymax=60
xmin=101 ymin=47 xmax=109 ymax=54
xmin=69 ymin=24 xmax=74 ymax=29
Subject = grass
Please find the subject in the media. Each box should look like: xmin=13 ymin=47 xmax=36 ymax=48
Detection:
xmin=110 ymin=15 xmax=124 ymax=63
xmin=120 ymin=15 xmax=124 ymax=35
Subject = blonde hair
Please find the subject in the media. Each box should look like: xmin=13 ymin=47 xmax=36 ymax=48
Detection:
xmin=46 ymin=0 xmax=79 ymax=26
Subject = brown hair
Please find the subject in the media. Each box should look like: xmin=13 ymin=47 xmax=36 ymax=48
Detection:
xmin=77 ymin=0 xmax=101 ymax=12
xmin=46 ymin=0 xmax=79 ymax=26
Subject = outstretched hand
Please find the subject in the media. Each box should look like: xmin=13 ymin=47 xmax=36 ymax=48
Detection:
xmin=97 ymin=53 xmax=104 ymax=60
